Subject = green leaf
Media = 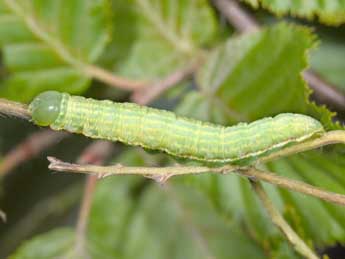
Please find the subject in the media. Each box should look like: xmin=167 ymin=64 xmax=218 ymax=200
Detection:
xmin=194 ymin=22 xmax=339 ymax=129
xmin=120 ymin=183 xmax=269 ymax=259
xmin=176 ymin=151 xmax=345 ymax=256
xmin=242 ymin=0 xmax=345 ymax=26
xmin=10 ymin=176 xmax=270 ymax=259
xmin=0 ymin=0 xmax=110 ymax=102
xmin=9 ymin=228 xmax=76 ymax=259
xmin=267 ymin=152 xmax=345 ymax=246
xmin=99 ymin=0 xmax=218 ymax=80
xmin=87 ymin=176 xmax=141 ymax=258
xmin=196 ymin=23 xmax=315 ymax=122
xmin=176 ymin=22 xmax=345 ymax=256
xmin=9 ymin=175 xmax=140 ymax=259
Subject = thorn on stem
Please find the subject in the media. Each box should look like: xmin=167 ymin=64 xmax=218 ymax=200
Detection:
xmin=145 ymin=173 xmax=173 ymax=184
xmin=97 ymin=172 xmax=111 ymax=179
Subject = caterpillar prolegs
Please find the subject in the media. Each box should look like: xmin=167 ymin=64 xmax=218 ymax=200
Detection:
xmin=29 ymin=91 xmax=324 ymax=163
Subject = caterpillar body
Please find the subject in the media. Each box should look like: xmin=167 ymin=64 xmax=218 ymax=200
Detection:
xmin=29 ymin=91 xmax=324 ymax=163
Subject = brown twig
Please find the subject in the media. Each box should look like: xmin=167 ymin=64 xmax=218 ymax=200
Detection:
xmin=241 ymin=168 xmax=345 ymax=207
xmin=130 ymin=61 xmax=200 ymax=105
xmin=212 ymin=0 xmax=259 ymax=33
xmin=75 ymin=176 xmax=97 ymax=240
xmin=83 ymin=65 xmax=147 ymax=91
xmin=47 ymin=153 xmax=345 ymax=207
xmin=0 ymin=98 xmax=30 ymax=120
xmin=212 ymin=0 xmax=345 ymax=113
xmin=0 ymin=130 xmax=68 ymax=176
xmin=47 ymin=156 xmax=233 ymax=183
xmin=303 ymin=70 xmax=345 ymax=111
xmin=251 ymin=181 xmax=319 ymax=259
xmin=73 ymin=141 xmax=114 ymax=257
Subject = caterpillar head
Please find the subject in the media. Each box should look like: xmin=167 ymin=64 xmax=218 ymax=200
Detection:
xmin=29 ymin=91 xmax=62 ymax=126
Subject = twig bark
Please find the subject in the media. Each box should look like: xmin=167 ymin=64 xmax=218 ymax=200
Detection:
xmin=0 ymin=98 xmax=30 ymax=120
xmin=47 ymin=151 xmax=345 ymax=207
xmin=251 ymin=181 xmax=319 ymax=259
xmin=48 ymin=156 xmax=236 ymax=183
xmin=241 ymin=168 xmax=345 ymax=206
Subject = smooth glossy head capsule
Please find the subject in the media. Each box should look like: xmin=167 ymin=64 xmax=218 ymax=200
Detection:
xmin=29 ymin=91 xmax=62 ymax=126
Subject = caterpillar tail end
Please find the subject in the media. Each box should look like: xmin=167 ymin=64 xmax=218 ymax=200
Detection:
xmin=29 ymin=91 xmax=63 ymax=126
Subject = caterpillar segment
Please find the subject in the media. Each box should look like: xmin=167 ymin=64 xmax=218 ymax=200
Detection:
xmin=29 ymin=91 xmax=324 ymax=163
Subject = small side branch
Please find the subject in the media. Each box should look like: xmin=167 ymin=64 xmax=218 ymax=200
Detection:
xmin=84 ymin=65 xmax=147 ymax=91
xmin=241 ymin=168 xmax=345 ymax=207
xmin=251 ymin=181 xmax=319 ymax=259
xmin=258 ymin=131 xmax=345 ymax=163
xmin=0 ymin=98 xmax=31 ymax=120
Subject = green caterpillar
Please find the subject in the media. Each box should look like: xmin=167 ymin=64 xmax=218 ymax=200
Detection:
xmin=29 ymin=91 xmax=324 ymax=163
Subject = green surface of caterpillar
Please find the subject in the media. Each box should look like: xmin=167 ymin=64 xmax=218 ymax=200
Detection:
xmin=29 ymin=91 xmax=324 ymax=163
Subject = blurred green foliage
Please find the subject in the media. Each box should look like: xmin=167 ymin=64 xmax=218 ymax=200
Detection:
xmin=242 ymin=0 xmax=345 ymax=25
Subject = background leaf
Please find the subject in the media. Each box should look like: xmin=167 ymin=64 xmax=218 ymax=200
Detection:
xmin=99 ymin=0 xmax=219 ymax=80
xmin=9 ymin=228 xmax=76 ymax=259
xmin=0 ymin=0 xmax=110 ymax=102
xmin=242 ymin=0 xmax=345 ymax=26
xmin=196 ymin=23 xmax=314 ymax=121
xmin=10 ymin=176 xmax=270 ymax=259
